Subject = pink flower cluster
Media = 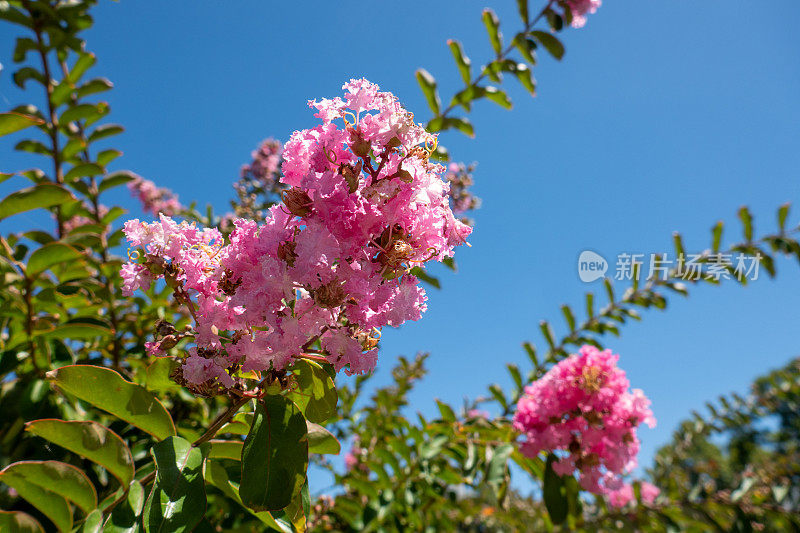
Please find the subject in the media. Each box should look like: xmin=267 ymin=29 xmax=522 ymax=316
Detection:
xmin=121 ymin=79 xmax=471 ymax=390
xmin=607 ymin=481 xmax=660 ymax=508
xmin=567 ymin=0 xmax=602 ymax=28
xmin=444 ymin=162 xmax=480 ymax=225
xmin=513 ymin=345 xmax=655 ymax=497
xmin=240 ymin=138 xmax=283 ymax=188
xmin=128 ymin=176 xmax=183 ymax=217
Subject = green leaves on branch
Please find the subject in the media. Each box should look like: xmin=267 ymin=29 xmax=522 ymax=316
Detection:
xmin=143 ymin=437 xmax=207 ymax=533
xmin=46 ymin=365 xmax=176 ymax=440
xmin=25 ymin=419 xmax=135 ymax=486
xmin=240 ymin=395 xmax=308 ymax=512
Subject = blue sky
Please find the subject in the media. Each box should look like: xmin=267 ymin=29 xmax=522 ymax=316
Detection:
xmin=2 ymin=0 xmax=800 ymax=481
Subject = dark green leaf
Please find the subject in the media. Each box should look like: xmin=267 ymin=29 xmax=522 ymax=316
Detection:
xmin=142 ymin=437 xmax=207 ymax=533
xmin=88 ymin=124 xmax=123 ymax=143
xmin=99 ymin=171 xmax=138 ymax=193
xmin=240 ymin=395 xmax=308 ymax=511
xmin=531 ymin=31 xmax=564 ymax=60
xmin=103 ymin=480 xmax=144 ymax=533
xmin=543 ymin=454 xmax=568 ymax=525
xmin=484 ymin=86 xmax=512 ymax=109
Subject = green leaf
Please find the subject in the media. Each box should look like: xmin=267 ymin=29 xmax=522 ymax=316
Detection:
xmin=25 ymin=419 xmax=134 ymax=486
xmin=415 ymin=69 xmax=441 ymax=116
xmin=64 ymin=163 xmax=104 ymax=182
xmin=27 ymin=243 xmax=83 ymax=276
xmin=289 ymin=359 xmax=337 ymax=423
xmin=512 ymin=63 xmax=536 ymax=96
xmin=0 ymin=511 xmax=45 ymax=533
xmin=0 ymin=184 xmax=73 ymax=220
xmin=145 ymin=358 xmax=179 ymax=392
xmin=240 ymin=395 xmax=308 ymax=512
xmin=88 ymin=124 xmax=124 ymax=143
xmin=0 ymin=112 xmax=44 ymax=137
xmin=97 ymin=149 xmax=123 ymax=167
xmin=43 ymin=322 xmax=111 ymax=340
xmin=99 ymin=170 xmax=137 ymax=193
xmin=482 ymin=8 xmax=502 ymax=55
xmin=81 ymin=510 xmax=103 ymax=533
xmin=447 ymin=39 xmax=472 ymax=85
xmin=46 ymin=365 xmax=176 ymax=440
xmin=516 ymin=0 xmax=529 ymax=24
xmin=738 ymin=205 xmax=753 ymax=242
xmin=543 ymin=454 xmax=568 ymax=525
xmin=104 ymin=480 xmax=144 ymax=533
xmin=306 ymin=422 xmax=340 ymax=455
xmin=60 ymin=103 xmax=108 ymax=125
xmin=427 ymin=116 xmax=474 ymax=137
xmin=0 ymin=471 xmax=72 ymax=532
xmin=68 ymin=52 xmax=96 ymax=84
xmin=0 ymin=460 xmax=97 ymax=514
xmin=514 ymin=33 xmax=537 ymax=65
xmin=203 ymin=460 xmax=289 ymax=532
xmin=76 ymin=78 xmax=114 ymax=99
xmin=711 ymin=221 xmax=724 ymax=252
xmin=13 ymin=67 xmax=45 ymax=88
xmin=484 ymin=86 xmax=512 ymax=109
xmin=142 ymin=437 xmax=207 ymax=533
xmin=531 ymin=31 xmax=564 ymax=60
xmin=207 ymin=440 xmax=243 ymax=461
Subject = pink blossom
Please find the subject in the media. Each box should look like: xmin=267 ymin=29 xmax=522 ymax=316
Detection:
xmin=513 ymin=345 xmax=655 ymax=496
xmin=607 ymin=481 xmax=660 ymax=508
xmin=121 ymin=79 xmax=471 ymax=391
xmin=567 ymin=0 xmax=602 ymax=28
xmin=128 ymin=176 xmax=183 ymax=216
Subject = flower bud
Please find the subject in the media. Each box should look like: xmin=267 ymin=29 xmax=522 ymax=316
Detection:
xmin=282 ymin=187 xmax=312 ymax=217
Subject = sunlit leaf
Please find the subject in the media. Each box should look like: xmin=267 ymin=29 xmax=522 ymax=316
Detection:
xmin=46 ymin=365 xmax=176 ymax=440
xmin=25 ymin=419 xmax=134 ymax=486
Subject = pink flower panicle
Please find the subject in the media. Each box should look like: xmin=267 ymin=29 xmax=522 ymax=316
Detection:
xmin=607 ymin=481 xmax=660 ymax=508
xmin=231 ymin=138 xmax=286 ymax=222
xmin=128 ymin=176 xmax=183 ymax=217
xmin=444 ymin=162 xmax=480 ymax=225
xmin=513 ymin=345 xmax=655 ymax=498
xmin=121 ymin=79 xmax=471 ymax=394
xmin=567 ymin=0 xmax=602 ymax=28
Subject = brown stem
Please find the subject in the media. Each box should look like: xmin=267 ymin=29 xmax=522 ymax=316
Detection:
xmin=192 ymin=395 xmax=252 ymax=447
xmin=24 ymin=0 xmax=65 ymax=237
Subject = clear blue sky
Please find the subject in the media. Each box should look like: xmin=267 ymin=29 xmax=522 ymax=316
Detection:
xmin=2 ymin=1 xmax=800 ymax=478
